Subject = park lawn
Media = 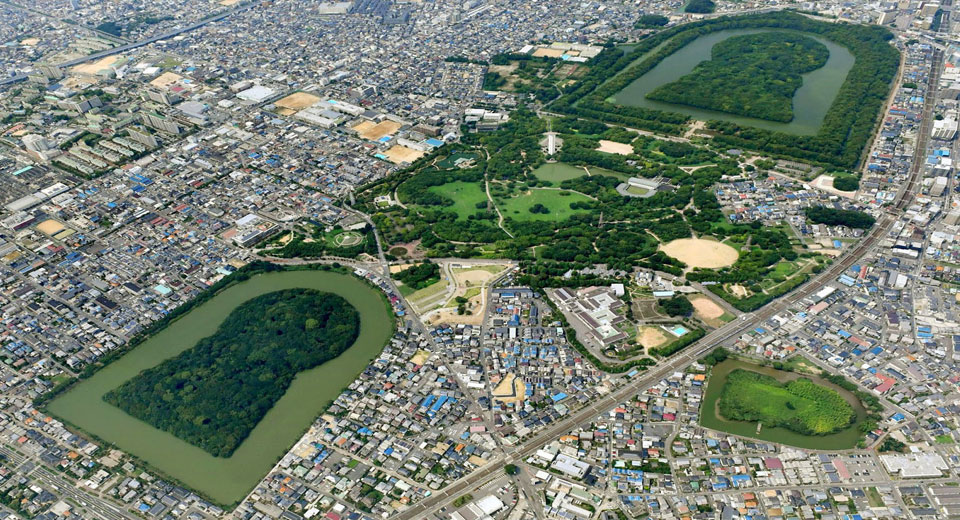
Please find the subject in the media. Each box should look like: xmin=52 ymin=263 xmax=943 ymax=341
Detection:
xmin=498 ymin=189 xmax=592 ymax=223
xmin=719 ymin=369 xmax=855 ymax=435
xmin=763 ymin=259 xmax=816 ymax=293
xmin=532 ymin=163 xmax=587 ymax=183
xmin=324 ymin=230 xmax=363 ymax=248
xmin=936 ymin=434 xmax=955 ymax=444
xmin=427 ymin=181 xmax=488 ymax=221
xmin=759 ymin=260 xmax=802 ymax=290
xmin=459 ymin=264 xmax=509 ymax=275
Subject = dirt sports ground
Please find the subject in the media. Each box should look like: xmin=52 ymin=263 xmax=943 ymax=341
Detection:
xmin=274 ymin=92 xmax=321 ymax=115
xmin=353 ymin=120 xmax=402 ymax=141
xmin=638 ymin=326 xmax=669 ymax=350
xmin=384 ymin=145 xmax=425 ymax=165
xmin=689 ymin=294 xmax=732 ymax=327
xmin=660 ymin=238 xmax=739 ymax=269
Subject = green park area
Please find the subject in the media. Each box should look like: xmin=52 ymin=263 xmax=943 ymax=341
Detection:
xmin=428 ymin=181 xmax=489 ymax=221
xmin=532 ymin=162 xmax=588 ymax=183
xmin=359 ymin=108 xmax=810 ymax=291
xmin=261 ymin=226 xmax=377 ymax=259
xmin=436 ymin=151 xmax=481 ymax=169
xmin=496 ymin=188 xmax=593 ymax=222
xmin=700 ymin=359 xmax=867 ymax=449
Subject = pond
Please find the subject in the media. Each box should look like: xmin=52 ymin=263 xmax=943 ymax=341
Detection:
xmin=610 ymin=29 xmax=856 ymax=135
xmin=700 ymin=359 xmax=867 ymax=449
xmin=46 ymin=270 xmax=394 ymax=506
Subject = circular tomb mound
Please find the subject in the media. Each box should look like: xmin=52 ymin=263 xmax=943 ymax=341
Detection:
xmin=660 ymin=238 xmax=738 ymax=269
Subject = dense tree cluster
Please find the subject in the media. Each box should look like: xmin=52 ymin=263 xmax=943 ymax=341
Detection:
xmin=647 ymin=33 xmax=829 ymax=123
xmin=831 ymin=174 xmax=859 ymax=191
xmin=636 ymin=14 xmax=670 ymax=28
xmin=649 ymin=328 xmax=706 ymax=357
xmin=633 ymin=136 xmax=718 ymax=166
xmin=805 ymin=206 xmax=875 ymax=229
xmin=684 ymin=0 xmax=716 ymax=13
xmin=699 ymin=347 xmax=730 ymax=366
xmin=659 ymin=295 xmax=694 ymax=317
xmin=394 ymin=261 xmax=440 ymax=290
xmin=878 ymin=437 xmax=907 ymax=453
xmin=269 ymin=226 xmax=379 ymax=259
xmin=719 ymin=369 xmax=856 ymax=435
xmin=104 ymin=289 xmax=360 ymax=457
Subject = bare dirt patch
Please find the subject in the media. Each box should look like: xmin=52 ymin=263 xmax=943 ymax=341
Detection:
xmin=690 ymin=294 xmax=731 ymax=327
xmin=660 ymin=238 xmax=739 ymax=269
xmin=638 ymin=326 xmax=669 ymax=350
xmin=532 ymin=48 xmax=565 ymax=58
xmin=410 ymin=349 xmax=430 ymax=365
xmin=36 ymin=219 xmax=66 ymax=236
xmin=389 ymin=263 xmax=417 ymax=274
xmin=690 ymin=295 xmax=724 ymax=320
xmin=492 ymin=373 xmax=526 ymax=404
xmin=453 ymin=268 xmax=496 ymax=287
xmin=275 ymin=92 xmax=321 ymax=113
xmin=596 ymin=140 xmax=634 ymax=156
xmin=354 ymin=120 xmax=403 ymax=141
xmin=488 ymin=64 xmax=518 ymax=75
xmin=383 ymin=145 xmax=425 ymax=165
xmin=150 ymin=71 xmax=182 ymax=89
xmin=72 ymin=55 xmax=125 ymax=76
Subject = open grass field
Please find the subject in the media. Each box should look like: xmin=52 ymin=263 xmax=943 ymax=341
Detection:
xmin=407 ymin=279 xmax=449 ymax=309
xmin=498 ymin=189 xmax=592 ymax=222
xmin=428 ymin=181 xmax=488 ymax=221
xmin=660 ymin=237 xmax=739 ymax=269
xmin=330 ymin=231 xmax=363 ymax=247
xmin=587 ymin=166 xmax=633 ymax=181
xmin=532 ymin=162 xmax=634 ymax=184
xmin=719 ymin=368 xmax=855 ymax=435
xmin=532 ymin=162 xmax=587 ymax=183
